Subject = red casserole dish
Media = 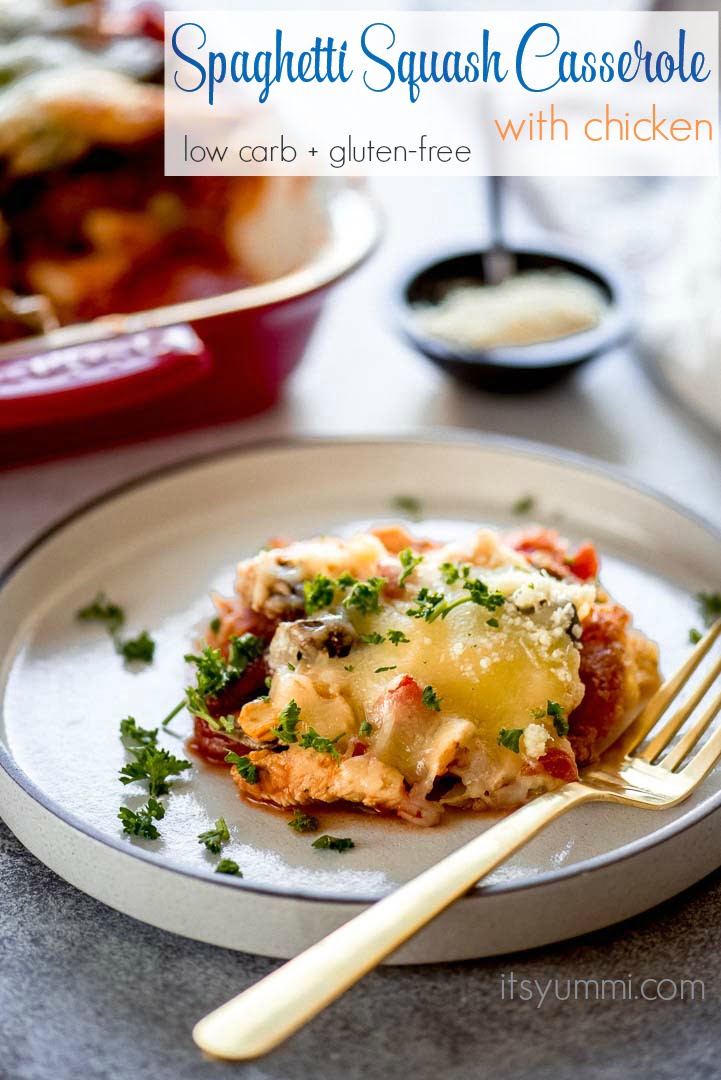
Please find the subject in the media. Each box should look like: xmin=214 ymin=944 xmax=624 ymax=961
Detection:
xmin=0 ymin=182 xmax=381 ymax=469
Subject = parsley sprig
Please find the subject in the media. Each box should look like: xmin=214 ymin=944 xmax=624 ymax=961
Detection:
xmin=118 ymin=715 xmax=191 ymax=798
xmin=343 ymin=576 xmax=387 ymax=616
xmin=288 ymin=809 xmax=319 ymax=833
xmin=117 ymin=719 xmax=188 ymax=840
xmin=270 ymin=700 xmax=344 ymax=761
xmin=299 ymin=728 xmax=343 ymax=760
xmin=498 ymin=728 xmax=523 ymax=753
xmin=301 ymin=570 xmax=388 ymax=618
xmin=312 ymin=835 xmax=355 ymax=853
xmin=360 ymin=629 xmax=409 ymax=647
xmin=76 ymin=592 xmax=155 ymax=665
xmin=407 ymin=565 xmax=505 ymax=623
xmin=532 ymin=700 xmax=569 ymax=737
xmin=164 ymin=631 xmax=265 ymax=727
xmin=512 ymin=495 xmax=535 ymax=516
xmin=120 ymin=716 xmax=158 ymax=747
xmin=198 ymin=817 xmax=230 ymax=854
xmin=118 ymin=798 xmax=165 ymax=839
xmin=422 ymin=685 xmax=442 ymax=712
xmin=398 ymin=548 xmax=423 ymax=588
xmin=690 ymin=592 xmax=721 ymax=642
xmin=77 ymin=592 xmax=124 ymax=635
xmin=271 ymin=698 xmax=301 ymax=742
xmin=304 ymin=574 xmax=336 ymax=616
xmin=225 ymin=751 xmax=259 ymax=783
xmin=119 ymin=744 xmax=191 ymax=797
xmin=215 ymin=859 xmax=242 ymax=876
xmin=440 ymin=562 xmax=460 ymax=585
xmin=392 ymin=494 xmax=423 ymax=520
xmin=699 ymin=592 xmax=721 ymax=625
xmin=116 ymin=631 xmax=155 ymax=663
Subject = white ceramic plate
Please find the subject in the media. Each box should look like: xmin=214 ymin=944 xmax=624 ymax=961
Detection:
xmin=1 ymin=436 xmax=720 ymax=963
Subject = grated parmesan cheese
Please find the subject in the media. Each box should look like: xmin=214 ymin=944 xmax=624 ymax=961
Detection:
xmin=414 ymin=271 xmax=606 ymax=351
xmin=522 ymin=723 xmax=552 ymax=761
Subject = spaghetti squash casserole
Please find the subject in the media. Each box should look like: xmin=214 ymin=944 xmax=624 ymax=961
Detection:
xmin=187 ymin=525 xmax=660 ymax=825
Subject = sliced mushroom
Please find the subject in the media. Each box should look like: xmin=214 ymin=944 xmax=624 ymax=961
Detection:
xmin=269 ymin=613 xmax=358 ymax=668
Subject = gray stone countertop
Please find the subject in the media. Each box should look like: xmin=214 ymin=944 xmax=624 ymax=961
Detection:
xmin=2 ymin=819 xmax=720 ymax=1080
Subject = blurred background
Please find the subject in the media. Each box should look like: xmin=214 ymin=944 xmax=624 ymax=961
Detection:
xmin=0 ymin=0 xmax=719 ymax=529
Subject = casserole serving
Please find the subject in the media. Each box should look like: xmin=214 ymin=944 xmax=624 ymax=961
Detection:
xmin=185 ymin=523 xmax=660 ymax=825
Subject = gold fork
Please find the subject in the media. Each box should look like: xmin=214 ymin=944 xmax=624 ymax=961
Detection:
xmin=193 ymin=619 xmax=721 ymax=1061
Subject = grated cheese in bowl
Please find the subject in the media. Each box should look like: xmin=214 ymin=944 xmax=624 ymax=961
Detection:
xmin=414 ymin=270 xmax=607 ymax=351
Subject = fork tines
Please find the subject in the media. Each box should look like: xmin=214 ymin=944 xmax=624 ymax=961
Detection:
xmin=629 ymin=619 xmax=721 ymax=773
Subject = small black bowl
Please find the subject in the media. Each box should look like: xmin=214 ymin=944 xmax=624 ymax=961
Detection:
xmin=396 ymin=245 xmax=633 ymax=393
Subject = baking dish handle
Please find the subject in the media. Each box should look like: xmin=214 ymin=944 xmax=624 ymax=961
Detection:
xmin=0 ymin=324 xmax=211 ymax=430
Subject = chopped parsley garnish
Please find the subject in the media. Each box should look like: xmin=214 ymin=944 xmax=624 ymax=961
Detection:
xmin=209 ymin=616 xmax=222 ymax=634
xmin=214 ymin=716 xmax=237 ymax=734
xmin=486 ymin=618 xmax=500 ymax=628
xmin=215 ymin=859 xmax=242 ymax=876
xmin=498 ymin=728 xmax=523 ymax=754
xmin=179 ymin=632 xmax=265 ymax=724
xmin=312 ymin=835 xmax=355 ymax=853
xmin=271 ymin=698 xmax=301 ymax=743
xmin=198 ymin=817 xmax=230 ymax=854
xmin=398 ymin=548 xmax=423 ymax=588
xmin=392 ymin=495 xmax=423 ymax=520
xmin=225 ymin=751 xmax=258 ymax=783
xmin=228 ymin=633 xmax=266 ymax=671
xmin=698 ymin=592 xmax=721 ymax=627
xmin=343 ymin=576 xmax=386 ymax=616
xmin=406 ymin=587 xmax=445 ymax=621
xmin=359 ymin=720 xmax=372 ymax=737
xmin=119 ymin=716 xmax=158 ymax=747
xmin=288 ymin=809 xmax=319 ymax=833
xmin=76 ymin=592 xmax=125 ymax=635
xmin=407 ymin=572 xmax=505 ymax=623
xmin=422 ymin=685 xmax=442 ymax=712
xmin=360 ymin=629 xmax=410 ymax=647
xmin=440 ymin=562 xmax=460 ymax=585
xmin=461 ymin=577 xmax=506 ymax=612
xmin=299 ymin=727 xmax=343 ymax=761
xmin=532 ymin=701 xmax=568 ymax=736
xmin=119 ymin=744 xmax=191 ymax=797
xmin=77 ymin=592 xmax=155 ymax=665
xmin=512 ymin=495 xmax=535 ymax=515
xmin=689 ymin=628 xmax=703 ymax=644
xmin=116 ymin=630 xmax=156 ymax=663
xmin=546 ymin=700 xmax=569 ymax=737
xmin=287 ymin=661 xmax=296 ymax=671
xmin=375 ymin=665 xmax=397 ymax=673
xmin=118 ymin=797 xmax=165 ymax=839
xmin=304 ymin=574 xmax=336 ymax=616
xmin=344 ymin=664 xmax=354 ymax=672
xmin=300 ymin=571 xmax=389 ymax=618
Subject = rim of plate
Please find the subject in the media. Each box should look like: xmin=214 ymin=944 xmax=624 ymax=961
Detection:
xmin=2 ymin=432 xmax=721 ymax=906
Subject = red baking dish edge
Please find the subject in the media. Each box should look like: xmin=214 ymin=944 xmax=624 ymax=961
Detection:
xmin=0 ymin=183 xmax=382 ymax=470
xmin=0 ymin=326 xmax=211 ymax=430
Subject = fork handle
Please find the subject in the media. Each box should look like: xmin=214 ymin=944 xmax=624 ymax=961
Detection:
xmin=193 ymin=784 xmax=591 ymax=1060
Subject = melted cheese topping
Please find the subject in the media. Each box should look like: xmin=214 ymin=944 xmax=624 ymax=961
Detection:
xmin=236 ymin=530 xmax=595 ymax=798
